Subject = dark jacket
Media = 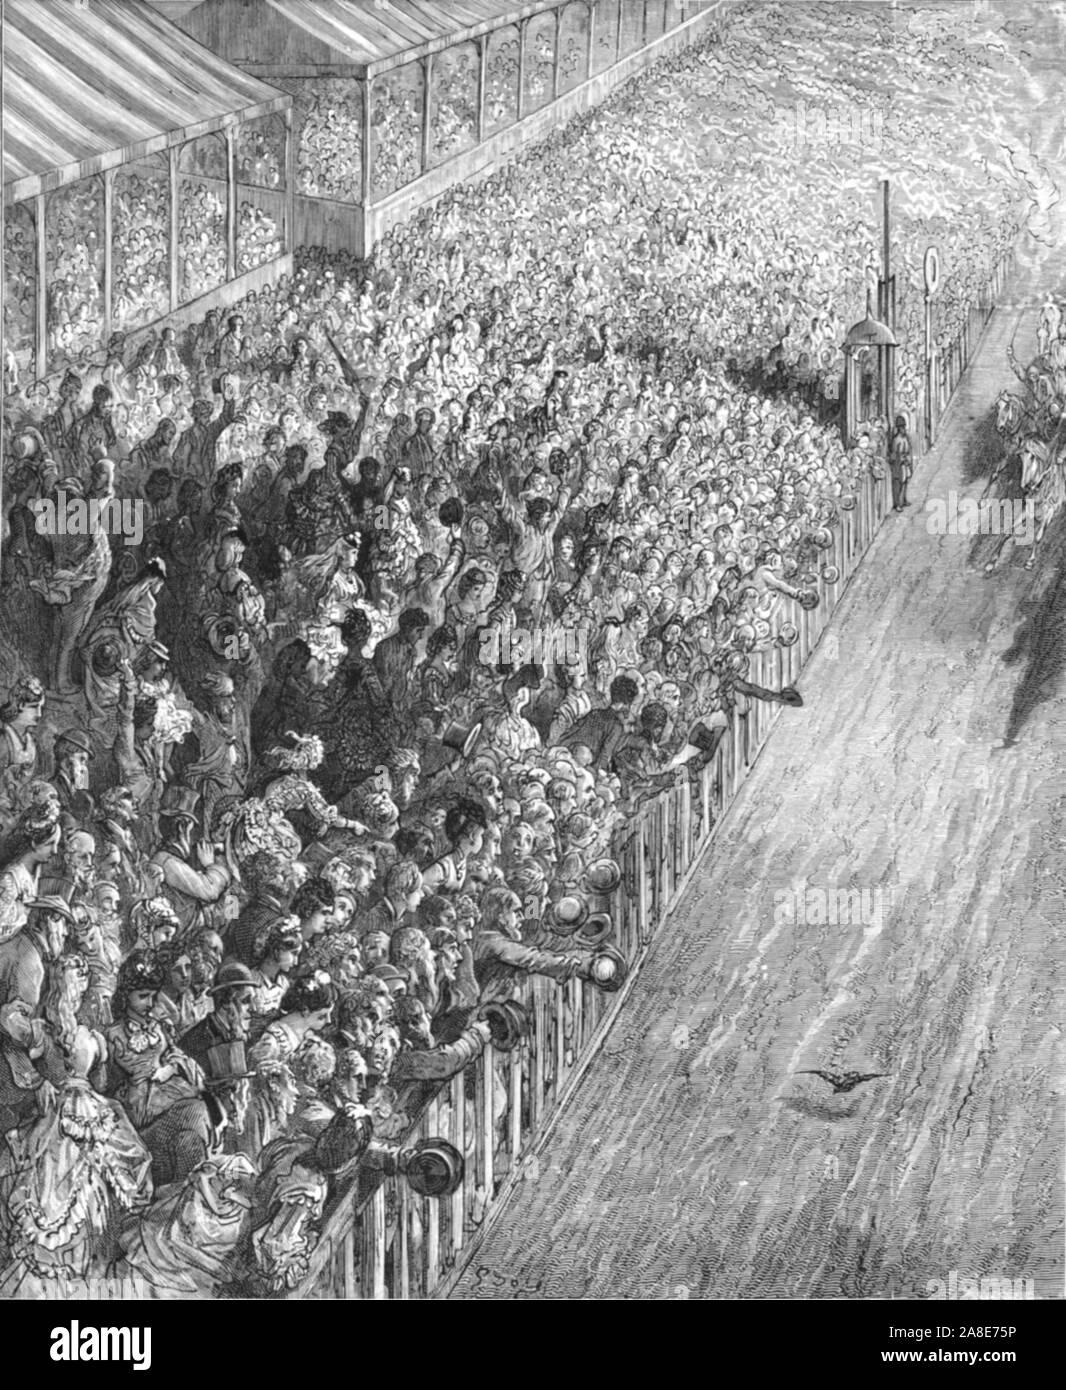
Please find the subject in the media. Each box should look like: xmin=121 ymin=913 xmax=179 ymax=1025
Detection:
xmin=223 ymin=892 xmax=289 ymax=967
xmin=140 ymin=1095 xmax=221 ymax=1187
xmin=178 ymin=1010 xmax=236 ymax=1073
xmin=557 ymin=705 xmax=628 ymax=770
xmin=473 ymin=928 xmax=593 ymax=1003
xmin=391 ymin=1022 xmax=487 ymax=1082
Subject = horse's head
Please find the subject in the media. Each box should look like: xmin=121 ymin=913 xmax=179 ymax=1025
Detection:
xmin=996 ymin=392 xmax=1019 ymax=433
xmin=1020 ymin=437 xmax=1050 ymax=493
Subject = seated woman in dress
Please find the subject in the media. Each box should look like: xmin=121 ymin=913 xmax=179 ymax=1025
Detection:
xmin=0 ymin=954 xmax=153 ymax=1298
xmin=247 ymin=922 xmax=303 ymax=1040
xmin=242 ymin=973 xmax=336 ymax=1157
xmin=116 ymin=1151 xmax=256 ymax=1300
xmin=0 ymin=676 xmax=44 ymax=826
xmin=222 ymin=732 xmax=369 ymax=874
xmin=104 ymin=952 xmax=203 ymax=1130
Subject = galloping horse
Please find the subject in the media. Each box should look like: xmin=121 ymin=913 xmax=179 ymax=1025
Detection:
xmin=994 ymin=389 xmax=1029 ymax=448
xmin=1018 ymin=435 xmax=1066 ymax=571
xmin=986 ymin=434 xmax=1066 ymax=572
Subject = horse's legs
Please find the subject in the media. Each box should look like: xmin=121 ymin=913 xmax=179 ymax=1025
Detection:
xmin=1023 ymin=515 xmax=1046 ymax=571
xmin=985 ymin=530 xmax=1011 ymax=573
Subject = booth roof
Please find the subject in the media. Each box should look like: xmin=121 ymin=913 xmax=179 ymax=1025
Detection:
xmin=179 ymin=0 xmax=564 ymax=78
xmin=4 ymin=0 xmax=290 ymax=204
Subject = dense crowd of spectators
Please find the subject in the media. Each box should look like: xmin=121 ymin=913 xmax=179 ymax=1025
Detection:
xmin=45 ymin=183 xmax=105 ymax=369
xmin=3 ymin=209 xmax=35 ymax=379
xmin=0 ymin=2 xmax=1034 ymax=1300
xmin=485 ymin=31 xmax=521 ymax=135
xmin=113 ymin=173 xmax=170 ymax=332
xmin=237 ymin=203 xmax=284 ymax=276
xmin=371 ymin=66 xmax=424 ymax=197
xmin=178 ymin=184 xmax=228 ymax=303
xmin=431 ymin=47 xmax=479 ymax=165
xmin=237 ymin=123 xmax=284 ymax=191
xmin=293 ymin=81 xmax=365 ymax=202
xmin=522 ymin=21 xmax=558 ymax=111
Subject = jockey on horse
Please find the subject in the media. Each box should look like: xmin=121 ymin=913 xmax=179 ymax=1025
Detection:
xmin=1006 ymin=343 xmax=1057 ymax=434
xmin=985 ymin=428 xmax=1066 ymax=573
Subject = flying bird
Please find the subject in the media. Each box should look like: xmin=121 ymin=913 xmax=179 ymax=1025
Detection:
xmin=798 ymin=1069 xmax=887 ymax=1094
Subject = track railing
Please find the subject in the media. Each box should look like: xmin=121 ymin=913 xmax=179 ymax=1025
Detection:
xmin=289 ymin=235 xmax=1015 ymax=1301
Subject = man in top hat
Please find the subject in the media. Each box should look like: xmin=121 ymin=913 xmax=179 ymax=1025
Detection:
xmin=139 ymin=1038 xmax=253 ymax=1187
xmin=178 ymin=961 xmax=256 ymax=1072
xmin=149 ymin=785 xmax=231 ymax=934
xmin=0 ymin=894 xmax=75 ymax=1133
xmin=52 ymin=728 xmax=96 ymax=827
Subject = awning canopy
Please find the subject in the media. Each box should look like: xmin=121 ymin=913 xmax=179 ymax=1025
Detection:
xmin=4 ymin=0 xmax=291 ymax=204
xmin=180 ymin=0 xmax=563 ymax=79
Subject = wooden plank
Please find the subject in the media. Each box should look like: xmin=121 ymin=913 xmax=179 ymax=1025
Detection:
xmin=420 ymin=54 xmax=433 ymax=175
xmin=361 ymin=78 xmax=372 ymax=206
xmin=34 ymin=193 xmax=46 ymax=376
xmin=475 ymin=35 xmax=487 ymax=142
xmin=397 ymin=1172 xmax=410 ymax=1299
xmin=449 ymin=1073 xmax=465 ymax=1256
xmin=225 ymin=126 xmax=237 ymax=280
xmin=555 ymin=984 xmax=566 ymax=1085
xmin=510 ymin=1042 xmax=523 ymax=1157
xmin=637 ymin=816 xmax=648 ymax=943
xmin=528 ymin=981 xmax=543 ymax=1131
xmin=480 ymin=1043 xmax=495 ymax=1201
xmin=168 ymin=147 xmax=179 ymax=312
xmin=102 ymin=169 xmax=113 ymax=346
xmin=343 ymin=1221 xmax=357 ymax=1299
xmin=365 ymin=1186 xmax=387 ymax=1301
xmin=282 ymin=105 xmax=295 ymax=248
xmin=516 ymin=16 xmax=527 ymax=119
xmin=425 ymin=1187 xmax=440 ymax=1293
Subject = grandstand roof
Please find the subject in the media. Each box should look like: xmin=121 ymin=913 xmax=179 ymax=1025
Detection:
xmin=3 ymin=0 xmax=290 ymax=204
xmin=178 ymin=0 xmax=564 ymax=78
